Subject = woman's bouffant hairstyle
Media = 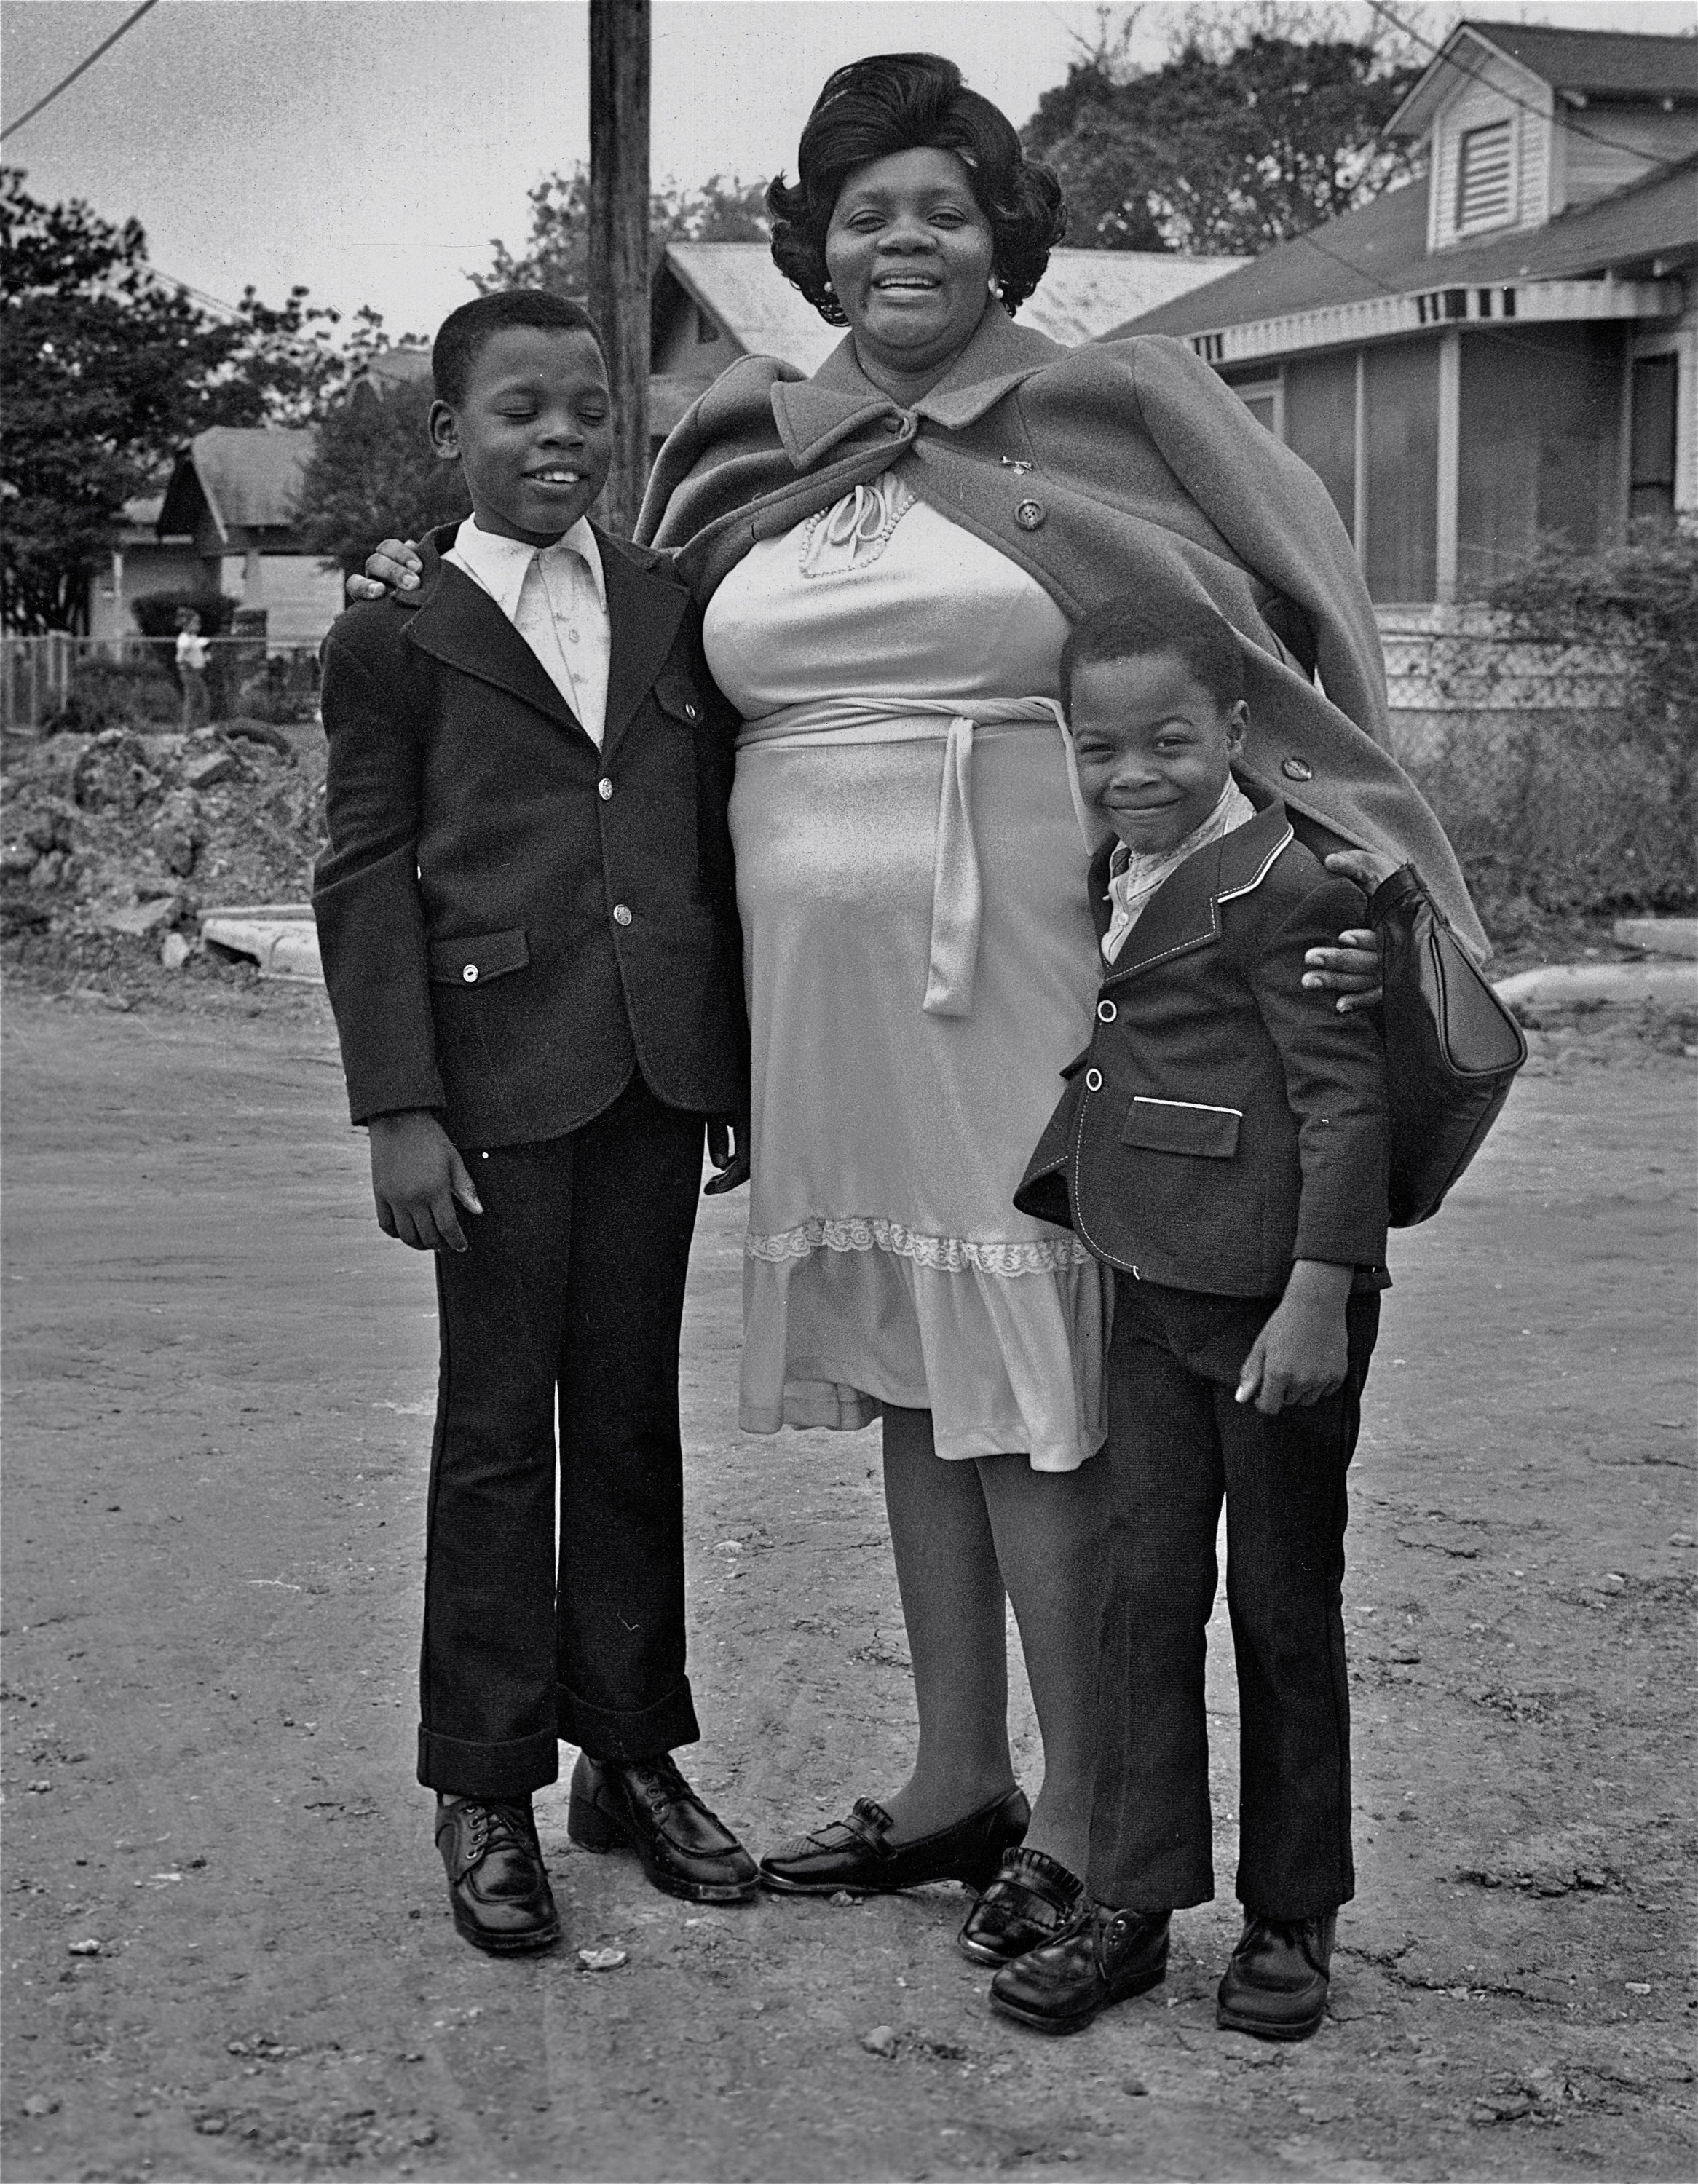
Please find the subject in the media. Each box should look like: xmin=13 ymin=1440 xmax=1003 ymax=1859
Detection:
xmin=767 ymin=52 xmax=1067 ymax=325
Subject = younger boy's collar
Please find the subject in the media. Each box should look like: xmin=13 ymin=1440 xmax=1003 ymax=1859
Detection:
xmin=443 ymin=515 xmax=607 ymax=621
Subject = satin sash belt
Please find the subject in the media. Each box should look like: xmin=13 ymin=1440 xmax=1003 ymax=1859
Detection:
xmin=737 ymin=695 xmax=1067 ymax=1018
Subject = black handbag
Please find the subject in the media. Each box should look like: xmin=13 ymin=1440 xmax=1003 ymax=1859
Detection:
xmin=1368 ymin=864 xmax=1527 ymax=1227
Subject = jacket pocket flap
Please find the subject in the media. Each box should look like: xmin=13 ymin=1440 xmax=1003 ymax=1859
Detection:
xmin=1119 ymin=1096 xmax=1241 ymax=1158
xmin=652 ymin=674 xmax=707 ymax=727
xmin=428 ymin=927 xmax=529 ymax=986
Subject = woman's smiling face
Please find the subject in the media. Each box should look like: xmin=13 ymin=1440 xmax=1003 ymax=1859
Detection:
xmin=824 ymin=146 xmax=996 ymax=385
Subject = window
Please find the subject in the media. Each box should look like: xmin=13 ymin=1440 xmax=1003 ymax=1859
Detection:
xmin=1630 ymin=354 xmax=1678 ymax=523
xmin=1233 ymin=381 xmax=1280 ymax=435
xmin=1282 ymin=354 xmax=1357 ymax=543
xmin=1457 ymin=118 xmax=1515 ymax=234
xmin=1365 ymin=344 xmax=1439 ymax=604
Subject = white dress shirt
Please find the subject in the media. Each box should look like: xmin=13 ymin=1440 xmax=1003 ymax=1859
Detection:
xmin=443 ymin=515 xmax=612 ymax=748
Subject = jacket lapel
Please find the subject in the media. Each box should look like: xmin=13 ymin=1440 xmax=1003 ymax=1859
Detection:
xmin=401 ymin=531 xmax=585 ymax=740
xmin=597 ymin=528 xmax=687 ymax=759
xmin=1102 ymin=802 xmax=1294 ymax=986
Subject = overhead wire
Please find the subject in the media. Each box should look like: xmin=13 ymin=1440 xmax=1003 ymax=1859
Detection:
xmin=1363 ymin=0 xmax=1697 ymax=175
xmin=0 ymin=0 xmax=162 ymax=143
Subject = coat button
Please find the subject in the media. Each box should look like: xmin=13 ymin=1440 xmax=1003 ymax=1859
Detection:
xmin=885 ymin=414 xmax=907 ymax=435
xmin=598 ymin=777 xmax=613 ymax=800
xmin=462 ymin=964 xmax=478 ymax=984
xmin=1085 ymin=1067 xmax=1103 ymax=1092
xmin=1015 ymin=499 xmax=1046 ymax=531
xmin=612 ymin=903 xmax=633 ymax=926
xmin=1097 ymin=998 xmax=1117 ymax=1022
xmin=683 ymin=701 xmax=698 ymax=721
xmin=1282 ymin=755 xmax=1314 ymax=782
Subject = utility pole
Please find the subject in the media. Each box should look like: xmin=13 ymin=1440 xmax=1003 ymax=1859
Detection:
xmin=588 ymin=0 xmax=651 ymax=536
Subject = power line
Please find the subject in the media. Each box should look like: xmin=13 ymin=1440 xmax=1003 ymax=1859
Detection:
xmin=0 ymin=0 xmax=162 ymax=143
xmin=1365 ymin=0 xmax=1695 ymax=175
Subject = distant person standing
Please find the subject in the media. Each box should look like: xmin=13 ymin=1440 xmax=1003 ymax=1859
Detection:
xmin=175 ymin=610 xmax=210 ymax=731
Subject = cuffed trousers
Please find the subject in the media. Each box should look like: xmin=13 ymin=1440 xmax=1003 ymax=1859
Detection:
xmin=1088 ymin=1276 xmax=1378 ymax=1920
xmin=417 ymin=1075 xmax=706 ymax=1798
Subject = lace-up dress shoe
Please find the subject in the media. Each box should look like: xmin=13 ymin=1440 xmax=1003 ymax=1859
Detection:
xmin=434 ymin=1796 xmax=561 ymax=1954
xmin=1216 ymin=1910 xmax=1336 ymax=2041
xmin=759 ymin=1787 xmax=1030 ymax=1897
xmin=958 ymin=1846 xmax=1089 ymax=1966
xmin=989 ymin=1904 xmax=1170 ymax=2034
xmin=567 ymin=1752 xmax=758 ymax=1904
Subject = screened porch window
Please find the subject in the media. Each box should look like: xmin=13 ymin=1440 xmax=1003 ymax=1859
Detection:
xmin=1630 ymin=354 xmax=1678 ymax=523
xmin=1457 ymin=119 xmax=1515 ymax=234
xmin=1282 ymin=352 xmax=1356 ymax=542
xmin=1457 ymin=325 xmax=1623 ymax=590
xmin=1364 ymin=344 xmax=1438 ymax=604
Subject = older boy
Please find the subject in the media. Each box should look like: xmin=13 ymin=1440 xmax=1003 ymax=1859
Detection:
xmin=315 ymin=291 xmax=755 ymax=1953
xmin=1000 ymin=593 xmax=1389 ymax=2039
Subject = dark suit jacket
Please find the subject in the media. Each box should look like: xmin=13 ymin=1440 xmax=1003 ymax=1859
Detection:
xmin=1014 ymin=799 xmax=1389 ymax=1297
xmin=312 ymin=523 xmax=746 ymax=1147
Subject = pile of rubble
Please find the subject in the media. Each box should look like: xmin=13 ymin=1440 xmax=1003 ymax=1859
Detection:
xmin=1 ymin=719 xmax=328 ymax=992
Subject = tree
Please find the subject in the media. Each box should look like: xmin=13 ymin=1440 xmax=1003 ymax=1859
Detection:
xmin=1 ymin=167 xmax=364 ymax=631
xmin=292 ymin=376 xmax=471 ymax=575
xmin=476 ymin=165 xmax=770 ymax=298
xmin=1023 ymin=9 xmax=1421 ymax=257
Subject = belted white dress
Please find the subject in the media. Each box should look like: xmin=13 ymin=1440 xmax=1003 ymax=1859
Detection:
xmin=703 ymin=472 xmax=1110 ymax=1473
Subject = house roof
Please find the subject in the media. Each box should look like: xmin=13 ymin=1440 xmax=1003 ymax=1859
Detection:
xmin=1389 ymin=21 xmax=1698 ymax=138
xmin=660 ymin=242 xmax=1249 ymax=374
xmin=157 ymin=427 xmax=317 ymax=542
xmin=348 ymin=345 xmax=434 ymax=397
xmin=1110 ymin=151 xmax=1698 ymax=342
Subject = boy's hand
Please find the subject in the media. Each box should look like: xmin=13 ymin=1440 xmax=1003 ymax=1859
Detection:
xmin=346 ymin=538 xmax=423 ymax=603
xmin=1236 ymin=1260 xmax=1354 ymax=1415
xmin=369 ymin=1109 xmax=483 ymax=1252
xmin=703 ymin=1107 xmax=750 ymax=1196
xmin=1302 ymin=850 xmax=1398 ymax=1013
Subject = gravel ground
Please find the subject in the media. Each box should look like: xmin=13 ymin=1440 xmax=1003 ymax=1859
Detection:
xmin=1 ymin=984 xmax=1694 ymax=2184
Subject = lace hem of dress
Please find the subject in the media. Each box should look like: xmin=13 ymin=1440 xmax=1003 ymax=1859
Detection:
xmin=745 ymin=1214 xmax=1092 ymax=1275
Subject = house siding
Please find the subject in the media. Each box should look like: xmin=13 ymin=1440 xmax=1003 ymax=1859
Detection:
xmin=1428 ymin=43 xmax=1553 ymax=252
xmin=1555 ymin=101 xmax=1698 ymax=213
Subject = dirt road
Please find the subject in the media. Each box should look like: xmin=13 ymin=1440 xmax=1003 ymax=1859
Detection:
xmin=2 ymin=985 xmax=1694 ymax=2183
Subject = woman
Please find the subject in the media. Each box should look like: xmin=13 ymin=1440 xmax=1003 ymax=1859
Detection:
xmin=360 ymin=52 xmax=1478 ymax=1967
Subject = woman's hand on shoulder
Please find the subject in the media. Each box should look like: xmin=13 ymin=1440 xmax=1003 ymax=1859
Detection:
xmin=346 ymin=539 xmax=424 ymax=602
xmin=1302 ymin=848 xmax=1401 ymax=1013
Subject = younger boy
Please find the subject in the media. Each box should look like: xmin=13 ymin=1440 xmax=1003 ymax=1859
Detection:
xmin=314 ymin=291 xmax=755 ymax=1954
xmin=175 ymin=609 xmax=210 ymax=730
xmin=1000 ymin=593 xmax=1389 ymax=2040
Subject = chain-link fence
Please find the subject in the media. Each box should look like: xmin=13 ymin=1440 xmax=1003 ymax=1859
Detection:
xmin=1 ymin=636 xmax=323 ymax=735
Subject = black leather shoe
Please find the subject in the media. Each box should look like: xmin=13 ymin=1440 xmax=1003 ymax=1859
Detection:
xmin=759 ymin=1786 xmax=1030 ymax=1896
xmin=989 ymin=1903 xmax=1169 ymax=2034
xmin=434 ymin=1796 xmax=561 ymax=1955
xmin=1216 ymin=1910 xmax=1335 ymax=2041
xmin=567 ymin=1752 xmax=759 ymax=1904
xmin=958 ymin=1845 xmax=1089 ymax=1965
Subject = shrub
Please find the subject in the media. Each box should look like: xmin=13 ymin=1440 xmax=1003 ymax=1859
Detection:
xmin=1407 ymin=527 xmax=1697 ymax=921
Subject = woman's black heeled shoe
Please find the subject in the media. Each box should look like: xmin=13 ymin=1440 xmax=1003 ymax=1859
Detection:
xmin=957 ymin=1845 xmax=1089 ymax=1965
xmin=758 ymin=1786 xmax=1030 ymax=1896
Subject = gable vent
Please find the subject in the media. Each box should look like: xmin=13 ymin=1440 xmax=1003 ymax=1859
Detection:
xmin=1457 ymin=119 xmax=1515 ymax=233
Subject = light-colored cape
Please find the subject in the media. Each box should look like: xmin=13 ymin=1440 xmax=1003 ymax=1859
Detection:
xmin=638 ymin=305 xmax=1484 ymax=952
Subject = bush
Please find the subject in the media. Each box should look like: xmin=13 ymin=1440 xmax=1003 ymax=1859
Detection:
xmin=43 ymin=659 xmax=181 ymax=735
xmin=1410 ymin=528 xmax=1697 ymax=921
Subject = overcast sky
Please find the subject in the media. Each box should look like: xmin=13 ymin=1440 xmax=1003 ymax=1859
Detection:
xmin=3 ymin=0 xmax=1693 ymax=339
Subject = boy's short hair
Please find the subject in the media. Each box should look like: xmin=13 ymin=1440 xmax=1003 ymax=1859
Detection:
xmin=1060 ymin=593 xmax=1247 ymax=719
xmin=431 ymin=291 xmax=606 ymax=408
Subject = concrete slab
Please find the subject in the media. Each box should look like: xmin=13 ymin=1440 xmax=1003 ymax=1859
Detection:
xmin=200 ymin=903 xmax=322 ymax=984
xmin=1614 ymin=917 xmax=1698 ymax=960
xmin=1494 ymin=960 xmax=1698 ymax=1009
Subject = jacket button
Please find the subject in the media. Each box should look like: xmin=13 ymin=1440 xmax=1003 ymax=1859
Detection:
xmin=1282 ymin=755 xmax=1314 ymax=781
xmin=1085 ymin=1067 xmax=1102 ymax=1092
xmin=683 ymin=700 xmax=698 ymax=721
xmin=598 ymin=777 xmax=613 ymax=800
xmin=1015 ymin=499 xmax=1046 ymax=531
xmin=612 ymin=903 xmax=633 ymax=927
xmin=462 ymin=964 xmax=478 ymax=984
xmin=1097 ymin=998 xmax=1117 ymax=1022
